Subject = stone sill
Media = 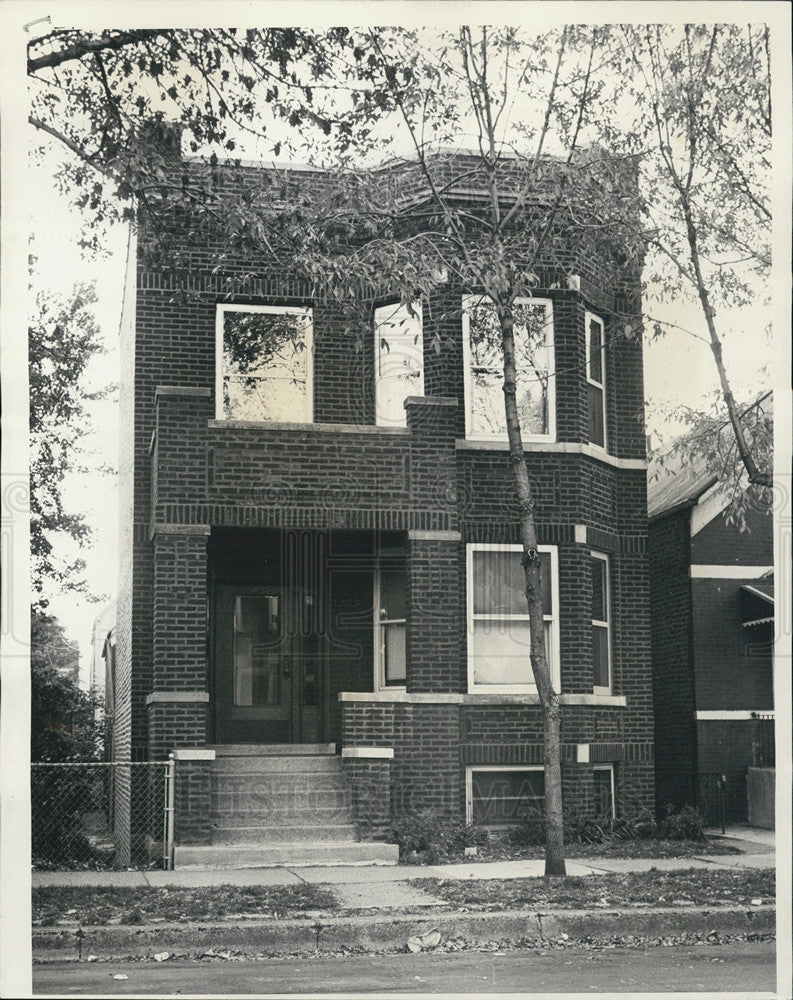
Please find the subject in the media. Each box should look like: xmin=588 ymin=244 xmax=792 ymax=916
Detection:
xmin=455 ymin=439 xmax=647 ymax=470
xmin=208 ymin=419 xmax=409 ymax=435
xmin=338 ymin=691 xmax=627 ymax=707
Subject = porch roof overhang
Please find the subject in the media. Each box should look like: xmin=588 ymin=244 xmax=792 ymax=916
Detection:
xmin=741 ymin=582 xmax=774 ymax=627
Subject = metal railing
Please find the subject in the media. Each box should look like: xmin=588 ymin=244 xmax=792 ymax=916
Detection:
xmin=31 ymin=758 xmax=175 ymax=871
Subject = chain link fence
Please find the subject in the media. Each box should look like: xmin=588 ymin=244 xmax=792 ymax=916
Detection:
xmin=31 ymin=761 xmax=174 ymax=871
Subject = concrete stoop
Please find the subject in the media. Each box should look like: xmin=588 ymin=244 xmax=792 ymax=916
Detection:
xmin=174 ymin=745 xmax=398 ymax=868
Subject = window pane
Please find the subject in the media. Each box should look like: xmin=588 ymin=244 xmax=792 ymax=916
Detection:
xmin=380 ymin=570 xmax=406 ymax=621
xmin=375 ymin=303 xmax=423 ymax=427
xmin=588 ymin=317 xmax=603 ymax=383
xmin=473 ymin=550 xmax=552 ymax=615
xmin=588 ymin=383 xmax=604 ymax=448
xmin=468 ymin=298 xmax=550 ymax=437
xmin=471 ymin=620 xmax=552 ymax=686
xmin=471 ymin=769 xmax=544 ymax=824
xmin=592 ymin=557 xmax=607 ymax=621
xmin=233 ymin=595 xmax=281 ymax=707
xmin=383 ymin=623 xmax=406 ymax=685
xmin=222 ymin=309 xmax=311 ymax=422
xmin=593 ymin=623 xmax=610 ymax=687
xmin=593 ymin=768 xmax=614 ymax=819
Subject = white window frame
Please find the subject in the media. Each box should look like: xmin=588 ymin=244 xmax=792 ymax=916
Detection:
xmin=462 ymin=294 xmax=556 ymax=443
xmin=466 ymin=542 xmax=560 ymax=694
xmin=591 ymin=550 xmax=612 ymax=695
xmin=215 ymin=303 xmax=314 ymax=423
xmin=592 ymin=764 xmax=616 ymax=820
xmin=373 ymin=551 xmax=407 ymax=692
xmin=465 ymin=764 xmax=545 ymax=825
xmin=374 ymin=301 xmax=424 ymax=428
xmin=585 ymin=310 xmax=607 ymax=451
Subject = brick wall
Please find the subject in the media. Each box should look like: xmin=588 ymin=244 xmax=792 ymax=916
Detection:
xmin=648 ymin=509 xmax=697 ymax=813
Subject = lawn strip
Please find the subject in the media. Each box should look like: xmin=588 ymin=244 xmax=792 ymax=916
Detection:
xmin=33 ymin=883 xmax=338 ymax=927
xmin=414 ymin=868 xmax=775 ymax=911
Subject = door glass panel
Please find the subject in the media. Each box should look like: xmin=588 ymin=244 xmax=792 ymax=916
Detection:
xmin=233 ymin=595 xmax=281 ymax=707
xmin=383 ymin=623 xmax=406 ymax=684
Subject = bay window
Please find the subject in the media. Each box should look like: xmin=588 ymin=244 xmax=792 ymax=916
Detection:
xmin=585 ymin=311 xmax=606 ymax=449
xmin=591 ymin=551 xmax=611 ymax=692
xmin=467 ymin=543 xmax=559 ymax=692
xmin=462 ymin=295 xmax=555 ymax=441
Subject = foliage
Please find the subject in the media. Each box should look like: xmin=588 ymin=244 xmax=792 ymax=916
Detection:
xmin=29 ymin=270 xmax=108 ymax=605
xmin=658 ymin=804 xmax=708 ymax=842
xmin=389 ymin=809 xmax=487 ymax=864
xmin=31 ymin=608 xmax=106 ymax=865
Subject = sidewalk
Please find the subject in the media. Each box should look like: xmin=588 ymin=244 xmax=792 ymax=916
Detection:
xmin=32 ymin=824 xmax=775 ymax=893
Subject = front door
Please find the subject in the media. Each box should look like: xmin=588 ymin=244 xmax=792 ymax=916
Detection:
xmin=213 ymin=582 xmax=325 ymax=744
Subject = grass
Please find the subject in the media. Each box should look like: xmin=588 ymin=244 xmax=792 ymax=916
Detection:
xmin=415 ymin=867 xmax=775 ymax=911
xmin=33 ymin=883 xmax=338 ymax=926
xmin=467 ymin=835 xmax=742 ymax=863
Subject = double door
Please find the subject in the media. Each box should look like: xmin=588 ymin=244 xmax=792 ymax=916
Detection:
xmin=213 ymin=580 xmax=325 ymax=744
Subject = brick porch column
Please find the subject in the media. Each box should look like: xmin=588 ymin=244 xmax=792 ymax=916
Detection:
xmin=148 ymin=525 xmax=211 ymax=760
xmin=404 ymin=396 xmax=461 ymax=693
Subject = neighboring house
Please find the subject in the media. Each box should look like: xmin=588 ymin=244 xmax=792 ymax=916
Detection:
xmin=89 ymin=601 xmax=116 ymax=698
xmin=647 ymin=406 xmax=774 ymax=826
xmin=115 ymin=148 xmax=654 ymax=866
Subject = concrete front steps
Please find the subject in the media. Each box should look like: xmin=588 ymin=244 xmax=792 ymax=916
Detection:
xmin=174 ymin=743 xmax=398 ymax=869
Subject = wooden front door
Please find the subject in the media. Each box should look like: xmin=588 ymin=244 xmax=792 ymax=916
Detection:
xmin=213 ymin=581 xmax=326 ymax=744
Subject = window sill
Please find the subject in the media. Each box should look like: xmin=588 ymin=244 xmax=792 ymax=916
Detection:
xmin=208 ymin=419 xmax=409 ymax=435
xmin=455 ymin=439 xmax=646 ymax=470
xmin=338 ymin=691 xmax=627 ymax=707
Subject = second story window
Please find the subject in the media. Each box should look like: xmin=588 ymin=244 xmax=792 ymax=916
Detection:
xmin=374 ymin=302 xmax=424 ymax=427
xmin=216 ymin=304 xmax=313 ymax=422
xmin=586 ymin=311 xmax=606 ymax=449
xmin=462 ymin=295 xmax=555 ymax=442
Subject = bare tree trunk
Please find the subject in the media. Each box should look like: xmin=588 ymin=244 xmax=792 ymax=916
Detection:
xmin=499 ymin=303 xmax=566 ymax=877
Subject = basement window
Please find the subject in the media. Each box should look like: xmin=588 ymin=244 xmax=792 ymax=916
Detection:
xmin=216 ymin=304 xmax=313 ymax=422
xmin=593 ymin=765 xmax=615 ymax=820
xmin=466 ymin=766 xmax=545 ymax=825
xmin=462 ymin=295 xmax=555 ymax=441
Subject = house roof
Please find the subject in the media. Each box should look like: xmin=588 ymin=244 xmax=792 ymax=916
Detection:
xmin=647 ymin=450 xmax=717 ymax=520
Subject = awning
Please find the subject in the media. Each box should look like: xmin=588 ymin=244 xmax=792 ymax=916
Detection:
xmin=741 ymin=582 xmax=774 ymax=627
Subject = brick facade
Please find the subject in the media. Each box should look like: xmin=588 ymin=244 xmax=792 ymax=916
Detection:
xmin=117 ymin=152 xmax=656 ymax=846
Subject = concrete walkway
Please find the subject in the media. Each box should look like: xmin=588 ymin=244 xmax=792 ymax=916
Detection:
xmin=33 ymin=824 xmax=774 ymax=895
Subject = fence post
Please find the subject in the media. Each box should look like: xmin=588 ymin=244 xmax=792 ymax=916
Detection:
xmin=164 ymin=754 xmax=176 ymax=871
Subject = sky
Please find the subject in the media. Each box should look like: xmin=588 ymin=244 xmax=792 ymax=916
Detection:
xmin=21 ymin=12 xmax=780 ymax=683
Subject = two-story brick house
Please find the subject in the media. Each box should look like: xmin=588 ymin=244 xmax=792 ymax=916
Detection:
xmin=648 ymin=407 xmax=774 ymax=827
xmin=115 ymin=149 xmax=655 ymax=867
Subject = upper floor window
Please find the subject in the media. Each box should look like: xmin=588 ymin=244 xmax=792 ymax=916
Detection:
xmin=585 ymin=311 xmax=606 ymax=449
xmin=467 ymin=543 xmax=559 ymax=693
xmin=374 ymin=302 xmax=424 ymax=427
xmin=216 ymin=304 xmax=313 ymax=422
xmin=591 ymin=551 xmax=611 ymax=692
xmin=462 ymin=295 xmax=555 ymax=442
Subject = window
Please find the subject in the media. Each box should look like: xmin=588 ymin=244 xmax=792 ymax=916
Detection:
xmin=216 ymin=304 xmax=313 ymax=422
xmin=585 ymin=311 xmax=606 ymax=449
xmin=374 ymin=551 xmax=407 ymax=689
xmin=466 ymin=766 xmax=544 ymax=825
xmin=593 ymin=765 xmax=615 ymax=820
xmin=591 ymin=552 xmax=611 ymax=692
xmin=462 ymin=295 xmax=555 ymax=441
xmin=466 ymin=543 xmax=559 ymax=692
xmin=374 ymin=302 xmax=424 ymax=427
